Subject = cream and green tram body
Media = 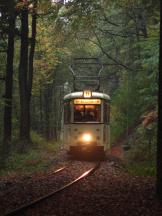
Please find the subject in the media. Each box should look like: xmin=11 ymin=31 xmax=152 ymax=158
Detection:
xmin=63 ymin=90 xmax=110 ymax=158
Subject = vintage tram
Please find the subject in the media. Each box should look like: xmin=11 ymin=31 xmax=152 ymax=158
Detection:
xmin=63 ymin=90 xmax=110 ymax=158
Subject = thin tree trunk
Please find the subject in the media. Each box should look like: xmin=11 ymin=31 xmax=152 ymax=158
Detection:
xmin=51 ymin=83 xmax=57 ymax=140
xmin=3 ymin=10 xmax=16 ymax=155
xmin=19 ymin=7 xmax=30 ymax=142
xmin=27 ymin=0 xmax=37 ymax=137
xmin=39 ymin=87 xmax=43 ymax=133
xmin=156 ymin=0 xmax=162 ymax=200
xmin=44 ymin=87 xmax=50 ymax=140
xmin=28 ymin=0 xmax=37 ymax=100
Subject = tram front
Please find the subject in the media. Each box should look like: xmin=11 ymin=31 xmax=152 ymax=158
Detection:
xmin=63 ymin=90 xmax=110 ymax=158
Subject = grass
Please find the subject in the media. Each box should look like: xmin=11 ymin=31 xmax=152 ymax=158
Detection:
xmin=121 ymin=122 xmax=157 ymax=177
xmin=124 ymin=161 xmax=156 ymax=177
xmin=0 ymin=131 xmax=60 ymax=177
xmin=123 ymin=145 xmax=156 ymax=177
xmin=123 ymin=140 xmax=156 ymax=177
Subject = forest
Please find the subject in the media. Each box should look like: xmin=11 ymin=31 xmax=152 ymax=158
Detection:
xmin=0 ymin=0 xmax=162 ymax=210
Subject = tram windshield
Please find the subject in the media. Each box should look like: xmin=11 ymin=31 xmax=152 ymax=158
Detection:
xmin=74 ymin=105 xmax=101 ymax=122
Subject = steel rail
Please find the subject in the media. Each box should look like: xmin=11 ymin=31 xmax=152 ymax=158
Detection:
xmin=1 ymin=163 xmax=70 ymax=202
xmin=5 ymin=162 xmax=100 ymax=216
xmin=39 ymin=162 xmax=71 ymax=179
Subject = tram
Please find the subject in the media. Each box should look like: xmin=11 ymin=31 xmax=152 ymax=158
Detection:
xmin=63 ymin=90 xmax=110 ymax=158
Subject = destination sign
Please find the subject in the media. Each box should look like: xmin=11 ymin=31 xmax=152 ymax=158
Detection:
xmin=74 ymin=99 xmax=101 ymax=105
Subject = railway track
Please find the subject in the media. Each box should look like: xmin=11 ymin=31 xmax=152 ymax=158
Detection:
xmin=0 ymin=162 xmax=70 ymax=197
xmin=4 ymin=161 xmax=101 ymax=216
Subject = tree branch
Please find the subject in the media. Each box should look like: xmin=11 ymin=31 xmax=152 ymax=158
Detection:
xmin=102 ymin=13 xmax=120 ymax=27
xmin=97 ymin=27 xmax=145 ymax=38
xmin=97 ymin=28 xmax=129 ymax=38
xmin=92 ymin=31 xmax=135 ymax=72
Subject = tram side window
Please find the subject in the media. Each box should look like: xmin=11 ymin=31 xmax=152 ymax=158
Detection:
xmin=64 ymin=102 xmax=71 ymax=124
xmin=104 ymin=102 xmax=110 ymax=124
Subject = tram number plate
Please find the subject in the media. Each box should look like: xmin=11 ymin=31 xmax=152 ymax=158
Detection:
xmin=83 ymin=90 xmax=92 ymax=98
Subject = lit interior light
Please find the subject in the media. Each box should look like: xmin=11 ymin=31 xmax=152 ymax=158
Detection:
xmin=82 ymin=133 xmax=92 ymax=142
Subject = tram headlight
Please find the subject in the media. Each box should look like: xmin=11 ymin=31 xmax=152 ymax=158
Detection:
xmin=82 ymin=133 xmax=92 ymax=143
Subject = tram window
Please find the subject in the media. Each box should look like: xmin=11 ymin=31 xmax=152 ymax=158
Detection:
xmin=74 ymin=105 xmax=84 ymax=121
xmin=104 ymin=102 xmax=110 ymax=124
xmin=74 ymin=105 xmax=101 ymax=122
xmin=64 ymin=102 xmax=71 ymax=124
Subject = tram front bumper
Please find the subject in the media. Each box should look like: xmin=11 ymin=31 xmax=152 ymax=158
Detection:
xmin=69 ymin=145 xmax=105 ymax=156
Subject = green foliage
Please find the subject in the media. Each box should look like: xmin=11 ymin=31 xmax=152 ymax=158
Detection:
xmin=0 ymin=132 xmax=59 ymax=176
xmin=110 ymin=70 xmax=145 ymax=143
xmin=125 ymin=161 xmax=156 ymax=176
xmin=123 ymin=123 xmax=157 ymax=176
xmin=31 ymin=131 xmax=59 ymax=153
xmin=109 ymin=1 xmax=159 ymax=143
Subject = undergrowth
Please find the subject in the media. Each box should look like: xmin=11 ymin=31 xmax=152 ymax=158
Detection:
xmin=125 ymin=161 xmax=156 ymax=177
xmin=123 ymin=123 xmax=157 ymax=177
xmin=0 ymin=131 xmax=60 ymax=176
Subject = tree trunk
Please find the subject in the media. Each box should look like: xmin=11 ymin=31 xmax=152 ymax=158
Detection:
xmin=27 ymin=0 xmax=37 ymax=136
xmin=2 ymin=9 xmax=16 ymax=155
xmin=39 ymin=87 xmax=43 ymax=133
xmin=44 ymin=87 xmax=50 ymax=140
xmin=28 ymin=0 xmax=37 ymax=101
xmin=51 ymin=83 xmax=57 ymax=140
xmin=157 ymin=0 xmax=162 ymax=200
xmin=19 ymin=1 xmax=37 ymax=145
xmin=19 ymin=7 xmax=30 ymax=142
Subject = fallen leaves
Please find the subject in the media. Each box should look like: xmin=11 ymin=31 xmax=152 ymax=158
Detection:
xmin=0 ymin=151 xmax=162 ymax=216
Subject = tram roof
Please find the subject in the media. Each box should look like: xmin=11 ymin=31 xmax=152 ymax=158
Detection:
xmin=64 ymin=91 xmax=110 ymax=101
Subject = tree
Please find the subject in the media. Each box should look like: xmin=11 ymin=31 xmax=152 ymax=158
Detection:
xmin=2 ymin=0 xmax=16 ymax=157
xmin=19 ymin=0 xmax=37 ymax=145
xmin=156 ymin=0 xmax=162 ymax=200
xmin=19 ymin=2 xmax=30 ymax=142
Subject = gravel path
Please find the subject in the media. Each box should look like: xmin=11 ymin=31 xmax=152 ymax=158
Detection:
xmin=0 ymin=151 xmax=162 ymax=216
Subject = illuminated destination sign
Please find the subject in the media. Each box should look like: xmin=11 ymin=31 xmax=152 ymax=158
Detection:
xmin=74 ymin=99 xmax=101 ymax=105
